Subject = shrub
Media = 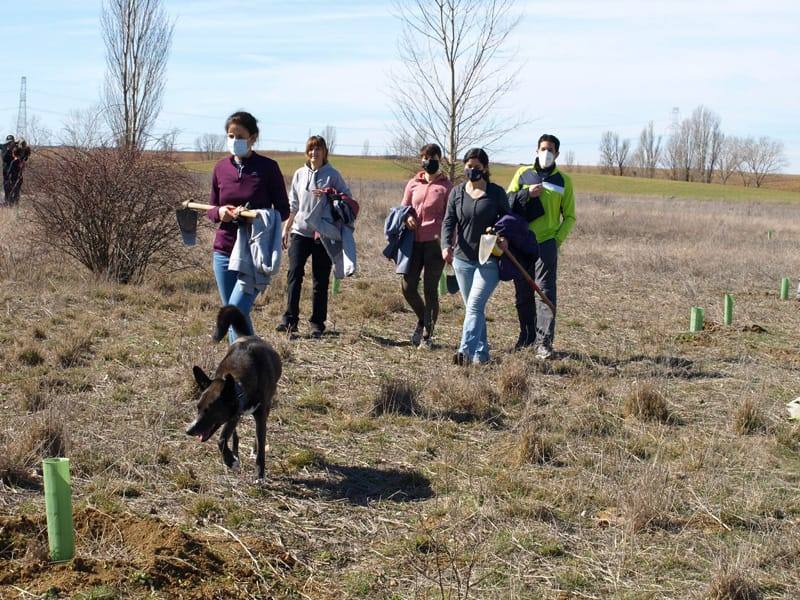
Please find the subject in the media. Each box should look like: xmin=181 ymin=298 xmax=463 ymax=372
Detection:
xmin=372 ymin=378 xmax=421 ymax=416
xmin=734 ymin=398 xmax=767 ymax=435
xmin=29 ymin=147 xmax=200 ymax=284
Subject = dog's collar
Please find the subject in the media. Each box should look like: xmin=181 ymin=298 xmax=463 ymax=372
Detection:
xmin=235 ymin=381 xmax=260 ymax=416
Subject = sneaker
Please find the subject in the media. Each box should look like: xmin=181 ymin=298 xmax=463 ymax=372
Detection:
xmin=535 ymin=345 xmax=554 ymax=360
xmin=410 ymin=322 xmax=424 ymax=346
xmin=452 ymin=352 xmax=467 ymax=366
xmin=310 ymin=324 xmax=324 ymax=339
xmin=275 ymin=322 xmax=298 ymax=333
xmin=418 ymin=337 xmax=433 ymax=350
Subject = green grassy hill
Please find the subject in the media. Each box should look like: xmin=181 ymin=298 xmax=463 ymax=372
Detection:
xmin=183 ymin=152 xmax=800 ymax=203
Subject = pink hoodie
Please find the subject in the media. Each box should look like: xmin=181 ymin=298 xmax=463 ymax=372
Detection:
xmin=401 ymin=171 xmax=453 ymax=243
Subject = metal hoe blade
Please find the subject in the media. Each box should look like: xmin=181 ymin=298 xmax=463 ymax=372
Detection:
xmin=478 ymin=233 xmax=497 ymax=265
xmin=175 ymin=207 xmax=198 ymax=246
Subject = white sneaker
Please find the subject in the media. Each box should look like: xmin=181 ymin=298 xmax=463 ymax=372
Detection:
xmin=418 ymin=337 xmax=432 ymax=350
xmin=535 ymin=345 xmax=553 ymax=360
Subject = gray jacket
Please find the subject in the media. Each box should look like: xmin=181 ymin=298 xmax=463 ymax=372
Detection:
xmin=228 ymin=208 xmax=283 ymax=295
xmin=305 ymin=198 xmax=357 ymax=279
xmin=289 ymin=162 xmax=352 ymax=238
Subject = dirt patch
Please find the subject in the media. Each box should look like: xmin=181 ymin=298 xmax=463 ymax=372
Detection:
xmin=0 ymin=507 xmax=299 ymax=599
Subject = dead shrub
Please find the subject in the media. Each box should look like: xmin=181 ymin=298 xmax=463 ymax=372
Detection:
xmin=568 ymin=406 xmax=618 ymax=437
xmin=706 ymin=567 xmax=762 ymax=600
xmin=734 ymin=398 xmax=767 ymax=435
xmin=29 ymin=147 xmax=200 ymax=284
xmin=623 ymin=382 xmax=671 ymax=423
xmin=512 ymin=427 xmax=557 ymax=466
xmin=372 ymin=378 xmax=421 ymax=416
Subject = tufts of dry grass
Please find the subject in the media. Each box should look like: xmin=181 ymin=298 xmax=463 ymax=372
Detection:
xmin=733 ymin=398 xmax=767 ymax=435
xmin=706 ymin=563 xmax=762 ymax=600
xmin=511 ymin=426 xmax=558 ymax=466
xmin=496 ymin=357 xmax=529 ymax=404
xmin=427 ymin=372 xmax=502 ymax=424
xmin=17 ymin=347 xmax=45 ymax=366
xmin=623 ymin=382 xmax=672 ymax=423
xmin=621 ymin=464 xmax=676 ymax=533
xmin=371 ymin=378 xmax=421 ymax=416
xmin=20 ymin=411 xmax=69 ymax=460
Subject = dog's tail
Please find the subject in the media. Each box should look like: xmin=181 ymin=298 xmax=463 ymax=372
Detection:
xmin=213 ymin=305 xmax=253 ymax=342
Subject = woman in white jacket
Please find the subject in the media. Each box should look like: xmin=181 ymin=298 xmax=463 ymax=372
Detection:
xmin=277 ymin=136 xmax=352 ymax=338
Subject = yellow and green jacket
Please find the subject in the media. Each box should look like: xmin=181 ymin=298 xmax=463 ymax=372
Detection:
xmin=507 ymin=164 xmax=576 ymax=246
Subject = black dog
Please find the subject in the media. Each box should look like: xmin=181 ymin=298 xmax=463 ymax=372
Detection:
xmin=186 ymin=305 xmax=282 ymax=480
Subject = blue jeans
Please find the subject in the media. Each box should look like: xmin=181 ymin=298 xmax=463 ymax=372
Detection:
xmin=452 ymin=256 xmax=500 ymax=363
xmin=212 ymin=251 xmax=257 ymax=343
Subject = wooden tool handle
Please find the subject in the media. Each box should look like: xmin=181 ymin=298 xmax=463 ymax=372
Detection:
xmin=181 ymin=201 xmax=258 ymax=219
xmin=498 ymin=239 xmax=557 ymax=316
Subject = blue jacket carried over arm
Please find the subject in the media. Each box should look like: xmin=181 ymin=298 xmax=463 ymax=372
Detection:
xmin=383 ymin=205 xmax=414 ymax=275
xmin=494 ymin=213 xmax=538 ymax=282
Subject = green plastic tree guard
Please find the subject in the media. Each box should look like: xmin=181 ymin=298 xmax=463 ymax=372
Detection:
xmin=690 ymin=307 xmax=704 ymax=332
xmin=780 ymin=277 xmax=790 ymax=300
xmin=43 ymin=457 xmax=74 ymax=562
xmin=723 ymin=294 xmax=733 ymax=326
xmin=332 ymin=277 xmax=341 ymax=295
xmin=438 ymin=271 xmax=446 ymax=296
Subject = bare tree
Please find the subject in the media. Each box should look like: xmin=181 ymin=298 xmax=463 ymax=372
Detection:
xmin=195 ymin=133 xmax=226 ymax=160
xmin=717 ymin=135 xmax=743 ymax=184
xmin=26 ymin=115 xmax=54 ymax=147
xmin=155 ymin=127 xmax=181 ymax=153
xmin=740 ymin=136 xmax=787 ymax=188
xmin=634 ymin=121 xmax=662 ymax=178
xmin=320 ymin=125 xmax=337 ymax=154
xmin=101 ymin=0 xmax=174 ymax=149
xmin=688 ymin=105 xmax=723 ymax=183
xmin=599 ymin=131 xmax=631 ymax=176
xmin=61 ymin=105 xmax=112 ymax=149
xmin=563 ymin=150 xmax=575 ymax=169
xmin=662 ymin=119 xmax=693 ymax=181
xmin=361 ymin=139 xmax=370 ymax=156
xmin=390 ymin=0 xmax=522 ymax=180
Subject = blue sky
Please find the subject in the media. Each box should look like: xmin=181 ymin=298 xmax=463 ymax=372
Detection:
xmin=1 ymin=0 xmax=798 ymax=170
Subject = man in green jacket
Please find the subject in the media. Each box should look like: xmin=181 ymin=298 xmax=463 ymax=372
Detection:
xmin=506 ymin=134 xmax=576 ymax=359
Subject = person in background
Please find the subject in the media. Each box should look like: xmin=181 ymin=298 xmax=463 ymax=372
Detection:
xmin=506 ymin=133 xmax=576 ymax=358
xmin=278 ymin=135 xmax=352 ymax=338
xmin=441 ymin=148 xmax=509 ymax=365
xmin=4 ymin=144 xmax=26 ymax=205
xmin=207 ymin=111 xmax=290 ymax=341
xmin=2 ymin=135 xmax=16 ymax=203
xmin=400 ymin=143 xmax=452 ymax=348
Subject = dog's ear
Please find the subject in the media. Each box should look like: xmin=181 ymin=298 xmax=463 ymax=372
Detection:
xmin=193 ymin=366 xmax=212 ymax=390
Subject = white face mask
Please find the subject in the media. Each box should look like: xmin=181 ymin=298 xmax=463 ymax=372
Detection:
xmin=227 ymin=137 xmax=250 ymax=158
xmin=538 ymin=150 xmax=555 ymax=169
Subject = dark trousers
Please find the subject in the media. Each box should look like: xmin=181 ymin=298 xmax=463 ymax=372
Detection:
xmin=3 ymin=178 xmax=20 ymax=205
xmin=401 ymin=240 xmax=445 ymax=337
xmin=514 ymin=238 xmax=558 ymax=348
xmin=282 ymin=233 xmax=332 ymax=330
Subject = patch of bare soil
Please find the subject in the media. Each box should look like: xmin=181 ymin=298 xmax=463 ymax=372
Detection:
xmin=0 ymin=507 xmax=300 ymax=599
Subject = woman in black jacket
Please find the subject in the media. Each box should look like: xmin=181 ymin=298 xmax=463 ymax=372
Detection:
xmin=441 ymin=148 xmax=510 ymax=365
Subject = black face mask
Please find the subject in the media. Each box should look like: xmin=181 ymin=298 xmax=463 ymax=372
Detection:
xmin=422 ymin=159 xmax=439 ymax=175
xmin=464 ymin=167 xmax=484 ymax=182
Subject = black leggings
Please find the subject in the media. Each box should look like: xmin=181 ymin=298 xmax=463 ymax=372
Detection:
xmin=401 ymin=240 xmax=445 ymax=337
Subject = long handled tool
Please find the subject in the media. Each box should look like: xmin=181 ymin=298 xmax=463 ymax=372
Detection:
xmin=478 ymin=229 xmax=556 ymax=316
xmin=175 ymin=200 xmax=258 ymax=246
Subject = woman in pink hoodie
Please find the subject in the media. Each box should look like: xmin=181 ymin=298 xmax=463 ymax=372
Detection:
xmin=400 ymin=143 xmax=453 ymax=348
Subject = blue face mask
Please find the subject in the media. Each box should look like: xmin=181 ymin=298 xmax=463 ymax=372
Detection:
xmin=464 ymin=167 xmax=484 ymax=182
xmin=227 ymin=137 xmax=250 ymax=158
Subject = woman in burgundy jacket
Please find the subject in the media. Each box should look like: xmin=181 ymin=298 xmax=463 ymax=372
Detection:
xmin=206 ymin=111 xmax=290 ymax=341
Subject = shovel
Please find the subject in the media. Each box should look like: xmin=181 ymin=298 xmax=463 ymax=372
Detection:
xmin=175 ymin=201 xmax=258 ymax=246
xmin=479 ymin=229 xmax=556 ymax=316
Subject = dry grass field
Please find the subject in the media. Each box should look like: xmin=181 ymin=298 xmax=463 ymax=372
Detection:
xmin=2 ymin=181 xmax=800 ymax=599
